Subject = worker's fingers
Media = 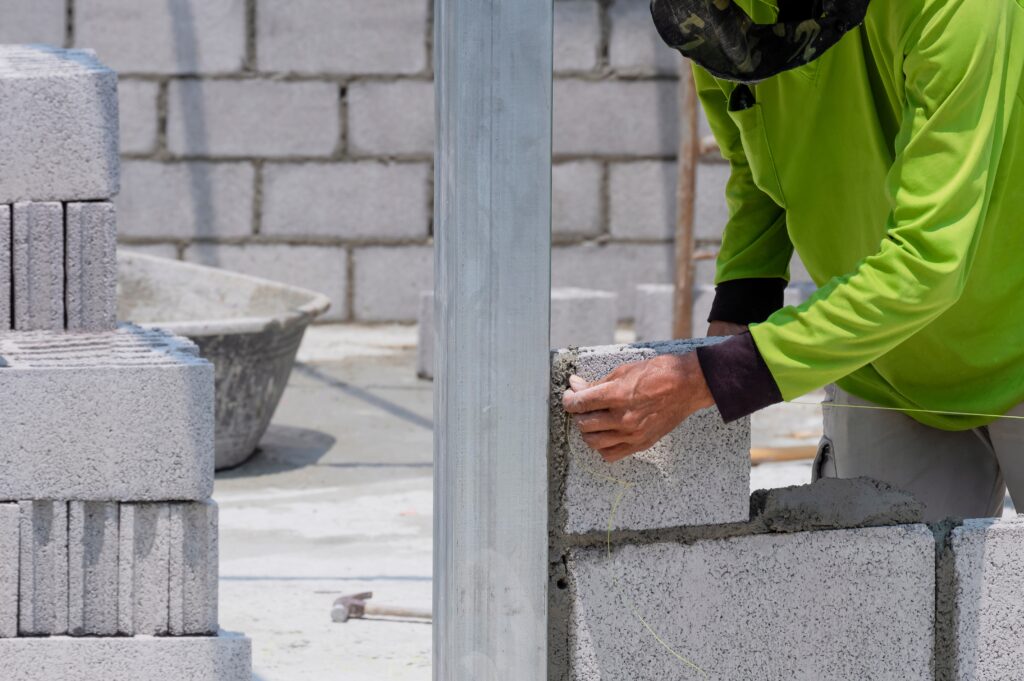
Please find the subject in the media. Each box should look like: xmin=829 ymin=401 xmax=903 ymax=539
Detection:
xmin=599 ymin=443 xmax=640 ymax=463
xmin=568 ymin=375 xmax=589 ymax=391
xmin=581 ymin=430 xmax=635 ymax=450
xmin=574 ymin=410 xmax=617 ymax=433
xmin=563 ymin=381 xmax=619 ymax=414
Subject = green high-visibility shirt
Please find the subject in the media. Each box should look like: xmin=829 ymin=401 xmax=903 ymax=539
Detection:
xmin=695 ymin=0 xmax=1024 ymax=430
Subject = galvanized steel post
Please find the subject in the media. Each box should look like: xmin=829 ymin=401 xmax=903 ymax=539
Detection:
xmin=433 ymin=0 xmax=553 ymax=679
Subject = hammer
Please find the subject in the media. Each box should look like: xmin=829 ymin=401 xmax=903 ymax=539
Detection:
xmin=331 ymin=592 xmax=432 ymax=623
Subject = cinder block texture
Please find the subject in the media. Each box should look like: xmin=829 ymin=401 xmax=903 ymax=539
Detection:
xmin=554 ymin=80 xmax=678 ymax=156
xmin=695 ymin=161 xmax=730 ymax=240
xmin=552 ymin=243 xmax=675 ymax=318
xmin=167 ymin=79 xmax=341 ymax=157
xmin=68 ymin=502 xmax=119 ymax=636
xmin=169 ymin=502 xmax=218 ymax=635
xmin=19 ymin=501 xmax=69 ymax=635
xmin=553 ymin=161 xmax=603 ymax=237
xmin=347 ymin=80 xmax=434 ymax=156
xmin=568 ymin=525 xmax=935 ymax=680
xmin=0 ymin=325 xmax=214 ymax=501
xmin=12 ymin=202 xmax=64 ymax=331
xmin=609 ymin=161 xmax=676 ymax=240
xmin=608 ymin=0 xmax=681 ymax=75
xmin=0 ymin=504 xmax=18 ymax=638
xmin=75 ymin=0 xmax=246 ymax=75
xmin=0 ymin=206 xmax=10 ymax=329
xmin=417 ymin=290 xmax=434 ymax=380
xmin=552 ymin=340 xmax=750 ymax=534
xmin=0 ymin=0 xmax=66 ymax=45
xmin=257 ymin=0 xmax=429 ymax=74
xmin=354 ymin=245 xmax=433 ymax=321
xmin=0 ymin=633 xmax=252 ymax=681
xmin=118 ymin=504 xmax=172 ymax=636
xmin=550 ymin=288 xmax=618 ymax=350
xmin=66 ymin=202 xmax=118 ymax=331
xmin=633 ymin=284 xmax=674 ymax=342
xmin=940 ymin=517 xmax=1024 ymax=681
xmin=118 ymin=79 xmax=159 ymax=154
xmin=0 ymin=46 xmax=119 ymax=203
xmin=262 ymin=161 xmax=430 ymax=240
xmin=554 ymin=1 xmax=601 ymax=72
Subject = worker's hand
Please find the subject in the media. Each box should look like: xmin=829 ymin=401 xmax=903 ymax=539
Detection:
xmin=562 ymin=353 xmax=714 ymax=463
xmin=707 ymin=320 xmax=748 ymax=337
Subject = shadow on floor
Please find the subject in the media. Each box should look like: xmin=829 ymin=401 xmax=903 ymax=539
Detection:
xmin=216 ymin=424 xmax=336 ymax=479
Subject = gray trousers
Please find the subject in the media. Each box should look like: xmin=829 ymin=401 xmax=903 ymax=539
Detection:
xmin=813 ymin=386 xmax=1024 ymax=523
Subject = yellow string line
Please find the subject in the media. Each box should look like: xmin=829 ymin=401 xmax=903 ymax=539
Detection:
xmin=788 ymin=399 xmax=1024 ymax=421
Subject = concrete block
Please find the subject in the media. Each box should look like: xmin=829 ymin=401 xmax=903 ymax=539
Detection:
xmin=257 ymin=0 xmax=429 ymax=74
xmin=68 ymin=502 xmax=118 ymax=636
xmin=348 ymin=80 xmax=434 ymax=156
xmin=353 ymin=245 xmax=433 ymax=322
xmin=75 ymin=0 xmax=246 ymax=75
xmin=608 ymin=0 xmax=682 ymax=75
xmin=169 ymin=501 xmax=218 ymax=635
xmin=117 ymin=161 xmax=254 ymax=240
xmin=184 ymin=243 xmax=347 ymax=321
xmin=167 ymin=79 xmax=341 ymax=157
xmin=0 ymin=46 xmax=119 ymax=203
xmin=118 ymin=79 xmax=160 ymax=155
xmin=0 ymin=325 xmax=214 ymax=501
xmin=551 ymin=340 xmax=750 ymax=534
xmin=566 ymin=525 xmax=935 ymax=680
xmin=118 ymin=504 xmax=172 ymax=636
xmin=417 ymin=290 xmax=434 ymax=380
xmin=19 ymin=501 xmax=68 ymax=635
xmin=119 ymin=243 xmax=180 ymax=260
xmin=0 ymin=633 xmax=252 ymax=681
xmin=12 ymin=202 xmax=64 ymax=331
xmin=554 ymin=80 xmax=678 ymax=156
xmin=0 ymin=0 xmax=66 ymax=45
xmin=553 ymin=161 xmax=603 ymax=237
xmin=262 ymin=161 xmax=430 ymax=240
xmin=939 ymin=517 xmax=1024 ymax=681
xmin=0 ymin=206 xmax=10 ymax=330
xmin=555 ymin=1 xmax=601 ymax=72
xmin=66 ymin=202 xmax=118 ymax=332
xmin=695 ymin=161 xmax=730 ymax=240
xmin=551 ymin=288 xmax=617 ymax=350
xmin=0 ymin=504 xmax=18 ymax=638
xmin=609 ymin=161 xmax=676 ymax=240
xmin=634 ymin=282 xmax=717 ymax=342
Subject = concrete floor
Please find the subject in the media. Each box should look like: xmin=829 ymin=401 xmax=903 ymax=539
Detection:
xmin=216 ymin=324 xmax=996 ymax=680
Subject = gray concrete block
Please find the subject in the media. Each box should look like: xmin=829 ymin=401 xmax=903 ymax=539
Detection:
xmin=551 ymin=288 xmax=618 ymax=350
xmin=262 ymin=161 xmax=430 ymax=241
xmin=417 ymin=290 xmax=434 ymax=380
xmin=554 ymin=80 xmax=678 ymax=156
xmin=552 ymin=243 xmax=672 ymax=319
xmin=0 ymin=0 xmax=66 ymax=45
xmin=0 ymin=325 xmax=214 ymax=501
xmin=66 ymin=202 xmax=118 ymax=332
xmin=353 ymin=245 xmax=433 ymax=322
xmin=634 ymin=282 xmax=716 ymax=342
xmin=695 ymin=161 xmax=730 ymax=241
xmin=12 ymin=202 xmax=64 ymax=331
xmin=609 ymin=161 xmax=676 ymax=240
xmin=608 ymin=0 xmax=682 ymax=75
xmin=257 ymin=0 xmax=429 ymax=74
xmin=553 ymin=161 xmax=603 ymax=237
xmin=117 ymin=161 xmax=254 ymax=240
xmin=75 ymin=0 xmax=246 ymax=75
xmin=940 ymin=517 xmax=1024 ymax=681
xmin=19 ymin=501 xmax=68 ymax=635
xmin=68 ymin=502 xmax=118 ymax=636
xmin=0 ymin=632 xmax=252 ymax=681
xmin=552 ymin=340 xmax=750 ymax=534
xmin=117 ymin=79 xmax=160 ymax=155
xmin=183 ymin=243 xmax=347 ymax=322
xmin=169 ymin=501 xmax=218 ymax=635
xmin=0 ymin=46 xmax=119 ymax=203
xmin=0 ymin=504 xmax=18 ymax=638
xmin=0 ymin=206 xmax=10 ymax=330
xmin=347 ymin=80 xmax=434 ymax=156
xmin=118 ymin=504 xmax=171 ymax=636
xmin=554 ymin=1 xmax=601 ymax=72
xmin=567 ymin=525 xmax=935 ymax=680
xmin=167 ymin=79 xmax=341 ymax=157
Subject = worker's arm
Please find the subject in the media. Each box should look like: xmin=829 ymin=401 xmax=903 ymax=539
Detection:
xmin=699 ymin=0 xmax=1016 ymax=421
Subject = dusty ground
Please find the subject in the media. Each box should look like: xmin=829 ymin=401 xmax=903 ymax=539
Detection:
xmin=215 ymin=324 xmax=963 ymax=681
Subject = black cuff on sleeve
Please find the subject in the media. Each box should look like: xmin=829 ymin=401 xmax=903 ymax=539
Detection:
xmin=695 ymin=332 xmax=783 ymax=423
xmin=708 ymin=278 xmax=787 ymax=325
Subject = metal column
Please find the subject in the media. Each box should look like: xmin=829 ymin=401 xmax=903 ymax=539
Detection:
xmin=433 ymin=0 xmax=552 ymax=678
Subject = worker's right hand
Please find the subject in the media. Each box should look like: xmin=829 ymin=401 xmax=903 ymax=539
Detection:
xmin=706 ymin=320 xmax=748 ymax=337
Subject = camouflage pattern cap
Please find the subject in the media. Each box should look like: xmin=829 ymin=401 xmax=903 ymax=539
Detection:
xmin=650 ymin=0 xmax=871 ymax=83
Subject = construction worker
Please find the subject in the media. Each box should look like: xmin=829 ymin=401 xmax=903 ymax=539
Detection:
xmin=563 ymin=0 xmax=1024 ymax=522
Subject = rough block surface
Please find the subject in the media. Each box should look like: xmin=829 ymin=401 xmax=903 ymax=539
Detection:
xmin=347 ymin=80 xmax=434 ymax=156
xmin=169 ymin=501 xmax=218 ymax=635
xmin=0 ymin=206 xmax=10 ymax=329
xmin=552 ymin=340 xmax=750 ymax=534
xmin=0 ymin=504 xmax=17 ymax=637
xmin=550 ymin=288 xmax=617 ymax=350
xmin=66 ymin=202 xmax=118 ymax=331
xmin=13 ymin=202 xmax=64 ymax=331
xmin=568 ymin=525 xmax=935 ymax=680
xmin=19 ymin=501 xmax=68 ymax=635
xmin=0 ymin=46 xmax=119 ymax=202
xmin=0 ymin=325 xmax=214 ymax=501
xmin=751 ymin=477 xmax=924 ymax=532
xmin=68 ymin=502 xmax=119 ymax=636
xmin=0 ymin=633 xmax=252 ymax=681
xmin=118 ymin=79 xmax=160 ymax=154
xmin=118 ymin=504 xmax=172 ymax=635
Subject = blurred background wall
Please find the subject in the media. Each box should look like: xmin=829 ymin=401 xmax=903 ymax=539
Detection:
xmin=0 ymin=0 xmax=734 ymax=323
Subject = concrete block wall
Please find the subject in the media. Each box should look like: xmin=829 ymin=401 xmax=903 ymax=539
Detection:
xmin=0 ymin=0 xmax=735 ymax=323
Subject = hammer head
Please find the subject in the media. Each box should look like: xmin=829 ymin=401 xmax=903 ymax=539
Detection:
xmin=331 ymin=591 xmax=374 ymax=623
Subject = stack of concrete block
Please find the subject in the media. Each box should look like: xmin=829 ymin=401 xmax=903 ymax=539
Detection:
xmin=418 ymin=287 xmax=618 ymax=379
xmin=0 ymin=44 xmax=250 ymax=679
xmin=549 ymin=340 xmax=1012 ymax=680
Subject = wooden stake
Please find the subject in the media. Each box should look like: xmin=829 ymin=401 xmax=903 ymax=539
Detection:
xmin=673 ymin=64 xmax=700 ymax=339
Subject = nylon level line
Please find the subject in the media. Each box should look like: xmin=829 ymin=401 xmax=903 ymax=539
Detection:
xmin=788 ymin=400 xmax=1024 ymax=421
